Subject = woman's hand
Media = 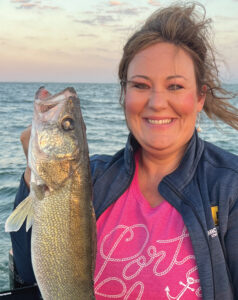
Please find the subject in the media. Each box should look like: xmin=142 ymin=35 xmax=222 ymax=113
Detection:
xmin=20 ymin=125 xmax=31 ymax=188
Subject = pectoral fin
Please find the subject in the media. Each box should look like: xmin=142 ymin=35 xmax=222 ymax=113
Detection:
xmin=5 ymin=196 xmax=34 ymax=232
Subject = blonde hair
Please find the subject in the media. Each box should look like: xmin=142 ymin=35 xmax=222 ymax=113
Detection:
xmin=118 ymin=2 xmax=238 ymax=130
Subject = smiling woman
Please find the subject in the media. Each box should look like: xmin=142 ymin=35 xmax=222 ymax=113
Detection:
xmin=124 ymin=43 xmax=205 ymax=161
xmin=7 ymin=2 xmax=238 ymax=300
xmin=122 ymin=43 xmax=206 ymax=209
xmin=119 ymin=4 xmax=238 ymax=130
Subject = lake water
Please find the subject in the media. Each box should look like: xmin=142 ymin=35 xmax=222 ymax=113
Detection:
xmin=0 ymin=82 xmax=237 ymax=291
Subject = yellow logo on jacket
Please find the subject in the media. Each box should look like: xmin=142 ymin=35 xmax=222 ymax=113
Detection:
xmin=211 ymin=206 xmax=219 ymax=226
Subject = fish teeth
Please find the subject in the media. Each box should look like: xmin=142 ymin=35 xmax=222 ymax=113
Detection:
xmin=148 ymin=119 xmax=172 ymax=125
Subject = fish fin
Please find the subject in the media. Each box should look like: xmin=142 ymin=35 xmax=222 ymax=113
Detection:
xmin=5 ymin=196 xmax=33 ymax=232
xmin=26 ymin=203 xmax=34 ymax=232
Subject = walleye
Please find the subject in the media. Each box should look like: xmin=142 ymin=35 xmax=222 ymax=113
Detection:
xmin=5 ymin=87 xmax=96 ymax=300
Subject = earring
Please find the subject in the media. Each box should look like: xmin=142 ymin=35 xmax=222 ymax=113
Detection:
xmin=196 ymin=113 xmax=202 ymax=132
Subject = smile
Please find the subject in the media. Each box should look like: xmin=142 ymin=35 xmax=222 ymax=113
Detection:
xmin=147 ymin=119 xmax=173 ymax=125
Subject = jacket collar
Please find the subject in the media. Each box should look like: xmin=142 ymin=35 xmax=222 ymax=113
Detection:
xmin=124 ymin=130 xmax=204 ymax=188
xmin=165 ymin=130 xmax=204 ymax=190
xmin=124 ymin=133 xmax=139 ymax=175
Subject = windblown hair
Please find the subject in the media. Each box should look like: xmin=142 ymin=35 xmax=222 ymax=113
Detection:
xmin=118 ymin=2 xmax=238 ymax=130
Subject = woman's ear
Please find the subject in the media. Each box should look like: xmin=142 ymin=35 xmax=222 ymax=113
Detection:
xmin=197 ymin=84 xmax=207 ymax=111
xmin=201 ymin=84 xmax=207 ymax=94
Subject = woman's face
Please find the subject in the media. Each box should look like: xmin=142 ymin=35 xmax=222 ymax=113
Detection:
xmin=124 ymin=42 xmax=205 ymax=157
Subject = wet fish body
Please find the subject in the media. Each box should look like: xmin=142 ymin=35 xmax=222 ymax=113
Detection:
xmin=6 ymin=87 xmax=96 ymax=299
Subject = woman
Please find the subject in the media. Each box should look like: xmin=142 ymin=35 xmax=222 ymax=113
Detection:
xmin=10 ymin=2 xmax=238 ymax=299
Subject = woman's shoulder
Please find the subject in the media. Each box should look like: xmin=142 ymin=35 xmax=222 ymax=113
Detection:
xmin=89 ymin=148 xmax=126 ymax=182
xmin=198 ymin=141 xmax=238 ymax=206
xmin=202 ymin=140 xmax=238 ymax=173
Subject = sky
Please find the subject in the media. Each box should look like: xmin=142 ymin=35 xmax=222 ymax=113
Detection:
xmin=0 ymin=0 xmax=238 ymax=83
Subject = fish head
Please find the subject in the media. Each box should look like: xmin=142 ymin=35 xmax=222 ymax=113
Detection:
xmin=29 ymin=87 xmax=88 ymax=191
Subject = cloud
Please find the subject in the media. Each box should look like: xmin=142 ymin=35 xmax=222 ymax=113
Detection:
xmin=38 ymin=5 xmax=60 ymax=10
xmin=24 ymin=35 xmax=40 ymax=40
xmin=75 ymin=19 xmax=94 ymax=26
xmin=106 ymin=7 xmax=140 ymax=15
xmin=11 ymin=0 xmax=31 ymax=2
xmin=96 ymin=15 xmax=116 ymax=24
xmin=214 ymin=15 xmax=238 ymax=22
xmin=0 ymin=38 xmax=9 ymax=46
xmin=148 ymin=0 xmax=161 ymax=6
xmin=95 ymin=47 xmax=114 ymax=53
xmin=110 ymin=25 xmax=134 ymax=32
xmin=72 ymin=1 xmax=146 ymax=35
xmin=12 ymin=0 xmax=61 ymax=10
xmin=108 ymin=0 xmax=123 ymax=6
xmin=75 ymin=15 xmax=117 ymax=26
xmin=106 ymin=3 xmax=147 ymax=16
xmin=17 ymin=3 xmax=37 ymax=9
xmin=78 ymin=33 xmax=97 ymax=38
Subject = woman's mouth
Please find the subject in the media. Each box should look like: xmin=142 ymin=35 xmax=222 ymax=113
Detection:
xmin=147 ymin=118 xmax=173 ymax=125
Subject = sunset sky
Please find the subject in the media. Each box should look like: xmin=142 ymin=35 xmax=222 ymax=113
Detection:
xmin=1 ymin=0 xmax=238 ymax=83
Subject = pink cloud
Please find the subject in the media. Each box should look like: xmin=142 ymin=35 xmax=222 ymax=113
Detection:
xmin=108 ymin=0 xmax=123 ymax=6
xmin=38 ymin=5 xmax=60 ymax=10
xmin=13 ymin=1 xmax=60 ymax=10
xmin=11 ymin=0 xmax=31 ymax=2
xmin=17 ymin=3 xmax=37 ymax=9
xmin=148 ymin=0 xmax=160 ymax=6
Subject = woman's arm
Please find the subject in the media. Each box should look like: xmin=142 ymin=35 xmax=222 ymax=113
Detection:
xmin=9 ymin=126 xmax=36 ymax=284
xmin=10 ymin=174 xmax=36 ymax=284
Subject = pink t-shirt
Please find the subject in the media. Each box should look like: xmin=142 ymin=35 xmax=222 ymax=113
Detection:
xmin=94 ymin=154 xmax=202 ymax=299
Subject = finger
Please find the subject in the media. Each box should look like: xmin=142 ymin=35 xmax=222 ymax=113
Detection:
xmin=20 ymin=125 xmax=32 ymax=159
xmin=20 ymin=125 xmax=31 ymax=144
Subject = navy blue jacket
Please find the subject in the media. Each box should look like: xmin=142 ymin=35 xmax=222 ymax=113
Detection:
xmin=11 ymin=131 xmax=238 ymax=299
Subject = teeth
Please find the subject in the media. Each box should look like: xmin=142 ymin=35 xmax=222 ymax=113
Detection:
xmin=148 ymin=119 xmax=172 ymax=125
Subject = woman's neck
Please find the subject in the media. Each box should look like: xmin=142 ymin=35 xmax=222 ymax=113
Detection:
xmin=139 ymin=146 xmax=186 ymax=182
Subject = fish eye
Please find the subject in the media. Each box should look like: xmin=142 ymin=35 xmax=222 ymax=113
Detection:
xmin=61 ymin=117 xmax=75 ymax=131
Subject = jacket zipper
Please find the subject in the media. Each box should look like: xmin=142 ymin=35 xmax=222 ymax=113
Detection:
xmin=163 ymin=179 xmax=216 ymax=299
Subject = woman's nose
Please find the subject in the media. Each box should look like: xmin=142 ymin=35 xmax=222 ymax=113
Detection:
xmin=147 ymin=90 xmax=169 ymax=110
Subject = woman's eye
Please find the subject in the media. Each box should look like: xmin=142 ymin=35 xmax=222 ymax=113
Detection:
xmin=168 ymin=84 xmax=183 ymax=90
xmin=129 ymin=82 xmax=150 ymax=90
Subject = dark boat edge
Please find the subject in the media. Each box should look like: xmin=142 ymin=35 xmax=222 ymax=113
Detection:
xmin=0 ymin=250 xmax=41 ymax=299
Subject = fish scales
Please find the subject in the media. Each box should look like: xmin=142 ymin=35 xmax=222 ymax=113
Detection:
xmin=33 ymin=179 xmax=94 ymax=298
xmin=5 ymin=87 xmax=96 ymax=299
